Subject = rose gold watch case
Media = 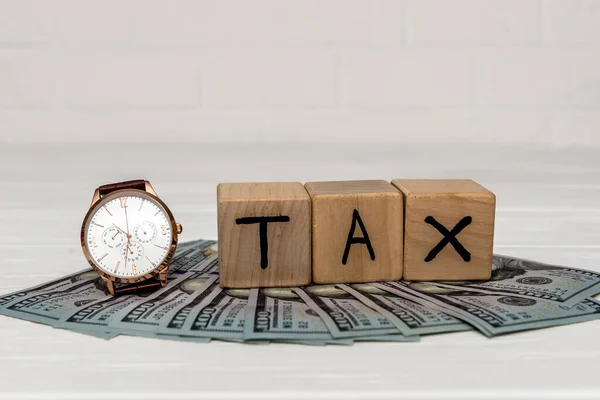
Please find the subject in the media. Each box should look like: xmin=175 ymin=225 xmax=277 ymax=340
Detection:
xmin=80 ymin=184 xmax=179 ymax=289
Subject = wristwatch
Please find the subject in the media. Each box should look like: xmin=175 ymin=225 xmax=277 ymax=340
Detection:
xmin=80 ymin=180 xmax=183 ymax=295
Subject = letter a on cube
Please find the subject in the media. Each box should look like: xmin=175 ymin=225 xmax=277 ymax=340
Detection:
xmin=217 ymin=182 xmax=311 ymax=288
xmin=305 ymin=180 xmax=404 ymax=284
xmin=392 ymin=179 xmax=495 ymax=281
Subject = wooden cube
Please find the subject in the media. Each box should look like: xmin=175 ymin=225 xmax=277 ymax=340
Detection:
xmin=391 ymin=179 xmax=495 ymax=281
xmin=217 ymin=182 xmax=311 ymax=288
xmin=305 ymin=180 xmax=404 ymax=284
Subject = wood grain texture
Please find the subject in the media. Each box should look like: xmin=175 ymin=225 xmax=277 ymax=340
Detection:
xmin=392 ymin=179 xmax=495 ymax=281
xmin=217 ymin=182 xmax=311 ymax=288
xmin=305 ymin=180 xmax=403 ymax=284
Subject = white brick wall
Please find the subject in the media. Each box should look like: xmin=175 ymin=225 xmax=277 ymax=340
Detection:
xmin=0 ymin=0 xmax=598 ymax=147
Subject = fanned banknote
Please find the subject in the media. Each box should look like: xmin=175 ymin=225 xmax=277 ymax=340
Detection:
xmin=0 ymin=269 xmax=101 ymax=308
xmin=244 ymin=288 xmax=339 ymax=341
xmin=0 ymin=241 xmax=215 ymax=328
xmin=61 ymin=272 xmax=217 ymax=334
xmin=159 ymin=281 xmax=248 ymax=341
xmin=339 ymin=283 xmax=472 ymax=335
xmin=388 ymin=281 xmax=600 ymax=336
xmin=3 ymin=243 xmax=600 ymax=344
xmin=292 ymin=285 xmax=406 ymax=339
xmin=421 ymin=254 xmax=600 ymax=308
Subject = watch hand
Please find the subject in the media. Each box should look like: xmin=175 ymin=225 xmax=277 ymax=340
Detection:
xmin=112 ymin=224 xmax=129 ymax=237
xmin=124 ymin=203 xmax=130 ymax=236
xmin=123 ymin=241 xmax=130 ymax=271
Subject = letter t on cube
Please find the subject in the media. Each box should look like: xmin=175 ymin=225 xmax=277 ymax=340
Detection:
xmin=217 ymin=182 xmax=311 ymax=288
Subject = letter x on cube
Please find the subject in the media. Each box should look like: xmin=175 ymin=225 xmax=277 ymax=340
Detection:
xmin=392 ymin=179 xmax=495 ymax=281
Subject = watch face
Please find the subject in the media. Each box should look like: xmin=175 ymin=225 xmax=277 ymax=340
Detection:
xmin=83 ymin=190 xmax=174 ymax=279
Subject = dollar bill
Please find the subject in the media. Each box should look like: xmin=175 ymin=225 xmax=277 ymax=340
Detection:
xmin=243 ymin=288 xmax=337 ymax=341
xmin=171 ymin=247 xmax=218 ymax=274
xmin=0 ymin=239 xmax=211 ymax=311
xmin=340 ymin=283 xmax=471 ymax=335
xmin=56 ymin=288 xmax=169 ymax=332
xmin=55 ymin=270 xmax=208 ymax=333
xmin=157 ymin=280 xmax=222 ymax=335
xmin=292 ymin=285 xmax=403 ymax=339
xmin=0 ymin=269 xmax=100 ymax=309
xmin=159 ymin=281 xmax=247 ymax=340
xmin=0 ymin=241 xmax=210 ymax=327
xmin=0 ymin=276 xmax=114 ymax=326
xmin=0 ymin=270 xmax=189 ymax=329
xmin=421 ymin=254 xmax=600 ymax=308
xmin=390 ymin=281 xmax=600 ymax=336
xmin=96 ymin=273 xmax=218 ymax=334
xmin=6 ymin=238 xmax=600 ymax=344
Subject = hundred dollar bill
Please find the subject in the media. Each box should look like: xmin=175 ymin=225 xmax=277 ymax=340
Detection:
xmin=292 ymin=285 xmax=402 ymax=339
xmin=100 ymin=273 xmax=218 ymax=334
xmin=421 ymin=254 xmax=600 ymax=308
xmin=168 ymin=243 xmax=217 ymax=273
xmin=0 ymin=275 xmax=117 ymax=326
xmin=0 ymin=270 xmax=189 ymax=329
xmin=157 ymin=280 xmax=222 ymax=335
xmin=243 ymin=288 xmax=336 ymax=341
xmin=56 ymin=271 xmax=201 ymax=332
xmin=0 ymin=269 xmax=100 ymax=309
xmin=390 ymin=281 xmax=600 ymax=336
xmin=192 ymin=255 xmax=219 ymax=275
xmin=0 ymin=241 xmax=210 ymax=325
xmin=159 ymin=281 xmax=247 ymax=340
xmin=340 ymin=283 xmax=471 ymax=335
xmin=0 ymin=240 xmax=211 ymax=312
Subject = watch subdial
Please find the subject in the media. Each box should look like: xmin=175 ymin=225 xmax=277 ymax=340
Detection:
xmin=134 ymin=222 xmax=157 ymax=243
xmin=121 ymin=241 xmax=144 ymax=263
xmin=102 ymin=227 xmax=125 ymax=249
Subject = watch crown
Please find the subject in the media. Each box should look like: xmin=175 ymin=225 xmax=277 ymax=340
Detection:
xmin=176 ymin=223 xmax=183 ymax=234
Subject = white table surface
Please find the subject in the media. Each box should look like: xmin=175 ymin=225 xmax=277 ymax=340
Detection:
xmin=1 ymin=142 xmax=599 ymax=400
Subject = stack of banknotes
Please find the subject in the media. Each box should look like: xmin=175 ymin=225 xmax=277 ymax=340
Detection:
xmin=2 ymin=239 xmax=600 ymax=345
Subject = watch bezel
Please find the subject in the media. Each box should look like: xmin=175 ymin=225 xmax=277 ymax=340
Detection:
xmin=80 ymin=188 xmax=179 ymax=285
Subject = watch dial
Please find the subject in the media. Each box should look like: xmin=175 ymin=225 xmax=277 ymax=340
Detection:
xmin=84 ymin=192 xmax=173 ymax=278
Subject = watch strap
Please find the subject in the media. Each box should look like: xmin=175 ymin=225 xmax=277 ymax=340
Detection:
xmin=99 ymin=179 xmax=146 ymax=196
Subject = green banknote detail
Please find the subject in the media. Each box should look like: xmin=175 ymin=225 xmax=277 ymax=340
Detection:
xmin=428 ymin=254 xmax=600 ymax=308
xmin=390 ymin=281 xmax=600 ymax=336
xmin=160 ymin=282 xmax=248 ymax=340
xmin=0 ymin=243 xmax=212 ymax=332
xmin=340 ymin=282 xmax=471 ymax=335
xmin=105 ymin=273 xmax=218 ymax=333
xmin=157 ymin=279 xmax=222 ymax=334
xmin=244 ymin=288 xmax=337 ymax=341
xmin=0 ymin=269 xmax=100 ymax=309
xmin=292 ymin=285 xmax=402 ymax=338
